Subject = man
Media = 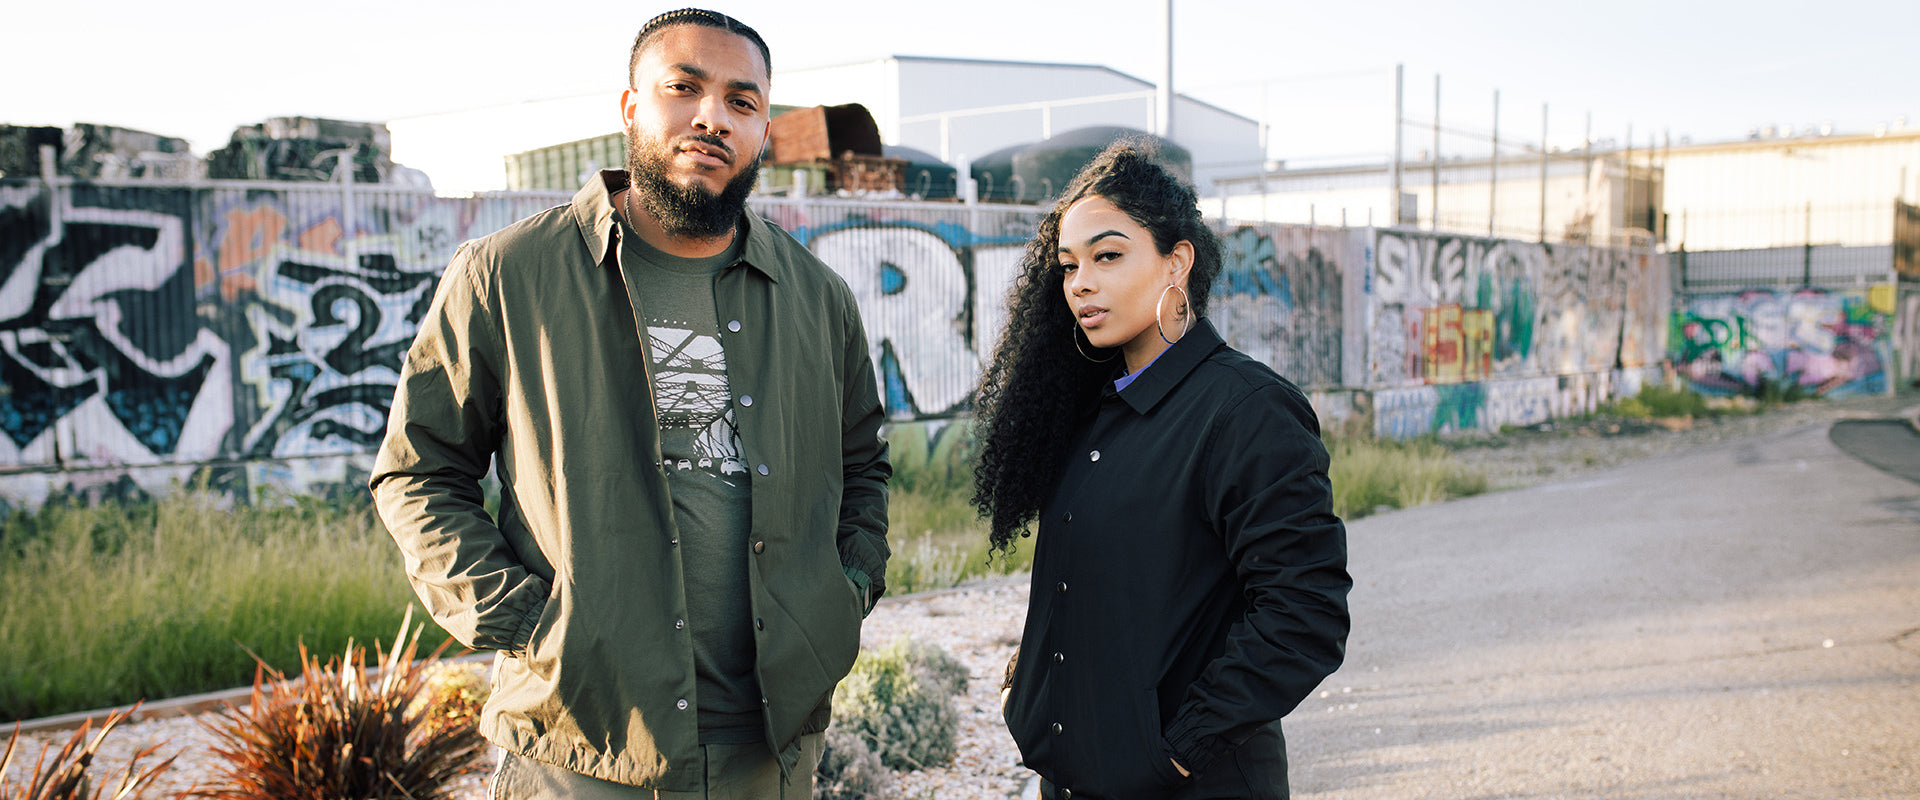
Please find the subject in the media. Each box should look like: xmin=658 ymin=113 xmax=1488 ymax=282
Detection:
xmin=369 ymin=9 xmax=891 ymax=798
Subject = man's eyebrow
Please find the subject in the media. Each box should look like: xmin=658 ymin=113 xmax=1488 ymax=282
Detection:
xmin=1059 ymin=230 xmax=1129 ymax=253
xmin=668 ymin=63 xmax=764 ymax=98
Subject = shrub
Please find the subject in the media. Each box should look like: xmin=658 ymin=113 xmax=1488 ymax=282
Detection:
xmin=829 ymin=638 xmax=969 ymax=772
xmin=0 ymin=704 xmax=179 ymax=800
xmin=190 ymin=612 xmax=487 ymax=800
xmin=813 ymin=724 xmax=891 ymax=800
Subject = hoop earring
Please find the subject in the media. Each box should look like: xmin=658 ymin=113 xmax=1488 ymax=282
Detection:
xmin=1156 ymin=285 xmax=1191 ymax=345
xmin=1072 ymin=324 xmax=1115 ymax=363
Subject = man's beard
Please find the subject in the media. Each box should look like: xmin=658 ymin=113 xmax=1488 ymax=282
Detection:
xmin=626 ymin=131 xmax=761 ymax=240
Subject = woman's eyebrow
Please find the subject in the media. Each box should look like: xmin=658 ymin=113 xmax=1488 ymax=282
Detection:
xmin=1060 ymin=230 xmax=1129 ymax=254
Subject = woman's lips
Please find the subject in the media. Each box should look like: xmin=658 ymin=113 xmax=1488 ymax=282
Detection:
xmin=1077 ymin=306 xmax=1108 ymax=327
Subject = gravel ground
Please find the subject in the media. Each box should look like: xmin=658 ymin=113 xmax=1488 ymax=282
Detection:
xmin=8 ymin=391 xmax=1913 ymax=798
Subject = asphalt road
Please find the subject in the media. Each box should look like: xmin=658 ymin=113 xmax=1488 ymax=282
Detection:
xmin=1287 ymin=417 xmax=1920 ymax=799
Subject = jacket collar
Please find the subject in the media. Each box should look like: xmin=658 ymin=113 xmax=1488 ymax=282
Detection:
xmin=570 ymin=169 xmax=785 ymax=283
xmin=1113 ymin=317 xmax=1225 ymax=415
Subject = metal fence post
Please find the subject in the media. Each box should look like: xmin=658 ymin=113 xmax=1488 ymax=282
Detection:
xmin=1803 ymin=200 xmax=1813 ymax=286
xmin=1489 ymin=89 xmax=1498 ymax=238
xmin=1432 ymin=74 xmax=1441 ymax=231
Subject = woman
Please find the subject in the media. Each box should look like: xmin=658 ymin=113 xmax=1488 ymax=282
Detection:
xmin=973 ymin=140 xmax=1351 ymax=800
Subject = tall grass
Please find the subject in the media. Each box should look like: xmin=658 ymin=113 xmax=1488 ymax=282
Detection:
xmin=0 ymin=423 xmax=1485 ymax=719
xmin=884 ymin=456 xmax=1029 ymax=596
xmin=1328 ymin=436 xmax=1487 ymax=520
xmin=0 ymin=489 xmax=441 ymax=722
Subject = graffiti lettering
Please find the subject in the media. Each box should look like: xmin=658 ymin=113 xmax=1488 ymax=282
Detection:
xmin=1673 ymin=288 xmax=1891 ymax=398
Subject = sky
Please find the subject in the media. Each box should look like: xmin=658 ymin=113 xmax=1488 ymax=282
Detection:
xmin=6 ymin=0 xmax=1915 ymax=194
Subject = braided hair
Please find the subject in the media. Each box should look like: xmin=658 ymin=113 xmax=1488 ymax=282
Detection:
xmin=629 ymin=8 xmax=771 ymax=85
xmin=971 ymin=138 xmax=1222 ymax=554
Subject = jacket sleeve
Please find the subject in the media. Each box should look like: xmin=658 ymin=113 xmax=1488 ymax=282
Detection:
xmin=369 ymin=245 xmax=549 ymax=653
xmin=834 ymin=297 xmax=892 ymax=616
xmin=1161 ymin=382 xmax=1351 ymax=775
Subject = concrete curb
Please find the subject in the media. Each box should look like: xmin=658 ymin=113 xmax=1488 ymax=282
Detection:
xmin=5 ymin=651 xmax=494 ymax=737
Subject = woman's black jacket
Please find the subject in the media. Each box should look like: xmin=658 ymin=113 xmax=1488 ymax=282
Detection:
xmin=1004 ymin=318 xmax=1352 ymax=800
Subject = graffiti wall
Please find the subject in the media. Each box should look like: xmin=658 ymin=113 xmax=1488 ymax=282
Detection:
xmin=1900 ymin=285 xmax=1920 ymax=388
xmin=1366 ymin=230 xmax=1668 ymax=436
xmin=1213 ymin=224 xmax=1357 ymax=389
xmin=0 ymin=179 xmax=559 ymax=506
xmin=1671 ymin=286 xmax=1895 ymax=399
xmin=0 ymin=179 xmax=1352 ymax=506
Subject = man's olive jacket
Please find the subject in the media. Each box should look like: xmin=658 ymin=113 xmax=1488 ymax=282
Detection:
xmin=370 ymin=171 xmax=891 ymax=790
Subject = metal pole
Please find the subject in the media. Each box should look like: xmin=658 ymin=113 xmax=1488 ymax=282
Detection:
xmin=1489 ymin=89 xmax=1499 ymax=237
xmin=1391 ymin=64 xmax=1404 ymax=226
xmin=1804 ymin=200 xmax=1813 ymax=286
xmin=1157 ymin=0 xmax=1174 ymax=139
xmin=1540 ymin=103 xmax=1549 ymax=243
xmin=1659 ymin=129 xmax=1670 ymax=243
xmin=1432 ymin=74 xmax=1441 ymax=231
xmin=1583 ymin=112 xmax=1592 ymax=240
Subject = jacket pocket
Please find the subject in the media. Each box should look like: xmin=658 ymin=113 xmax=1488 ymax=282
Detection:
xmin=1135 ymin=687 xmax=1188 ymax=787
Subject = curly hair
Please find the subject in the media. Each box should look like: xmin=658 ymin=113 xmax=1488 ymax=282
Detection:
xmin=971 ymin=138 xmax=1223 ymax=553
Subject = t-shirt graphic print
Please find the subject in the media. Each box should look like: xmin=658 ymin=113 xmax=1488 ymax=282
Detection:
xmin=649 ymin=325 xmax=746 ymax=481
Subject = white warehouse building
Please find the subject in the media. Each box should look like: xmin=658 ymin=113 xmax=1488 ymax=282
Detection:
xmin=769 ymin=55 xmax=1266 ymax=195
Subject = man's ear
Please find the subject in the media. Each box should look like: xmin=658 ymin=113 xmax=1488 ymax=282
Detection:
xmin=619 ymin=88 xmax=638 ymax=129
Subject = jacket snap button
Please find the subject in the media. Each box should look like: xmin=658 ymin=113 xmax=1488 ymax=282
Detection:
xmin=757 ymin=464 xmax=770 ymax=476
xmin=740 ymin=395 xmax=753 ymax=406
xmin=1052 ymin=652 xmax=1064 ymax=663
xmin=1089 ymin=450 xmax=1101 ymax=461
xmin=1050 ymin=722 xmax=1064 ymax=735
xmin=1055 ymin=581 xmax=1067 ymax=594
xmin=676 ymin=699 xmax=688 ymax=710
xmin=728 ymin=320 xmax=742 ymax=332
xmin=1062 ymin=511 xmax=1072 ymax=522
xmin=755 ymin=618 xmax=764 ymax=631
xmin=753 ymin=540 xmax=766 ymax=554
xmin=1060 ymin=789 xmax=1071 ymax=799
xmin=674 ymin=619 xmax=685 ymax=630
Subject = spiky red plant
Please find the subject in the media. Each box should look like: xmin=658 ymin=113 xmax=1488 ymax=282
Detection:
xmin=1 ymin=703 xmax=181 ymax=800
xmin=190 ymin=612 xmax=487 ymax=800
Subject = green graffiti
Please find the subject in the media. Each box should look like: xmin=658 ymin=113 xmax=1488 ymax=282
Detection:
xmin=1431 ymin=383 xmax=1486 ymax=433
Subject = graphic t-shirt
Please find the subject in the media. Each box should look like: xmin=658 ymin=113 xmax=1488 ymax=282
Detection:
xmin=622 ymin=225 xmax=761 ymax=743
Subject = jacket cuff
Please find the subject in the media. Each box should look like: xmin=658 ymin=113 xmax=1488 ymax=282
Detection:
xmin=843 ymin=565 xmax=873 ymax=616
xmin=493 ymin=575 xmax=550 ymax=655
xmin=1163 ymin=714 xmax=1228 ymax=777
